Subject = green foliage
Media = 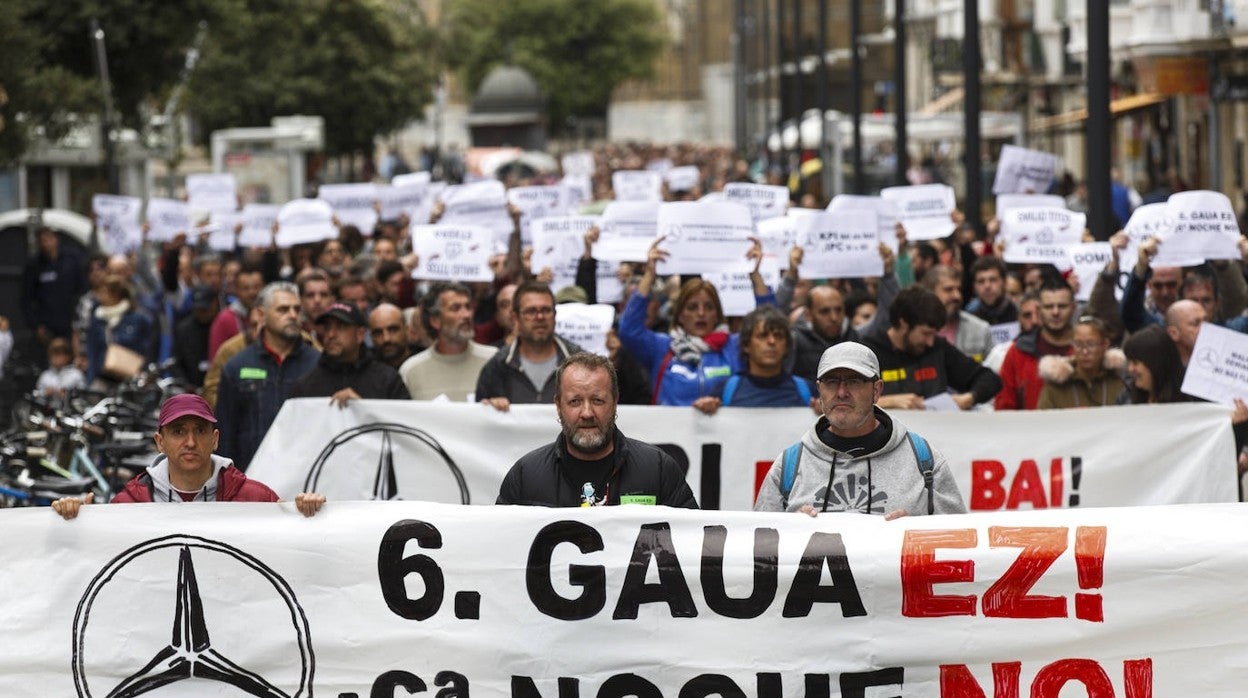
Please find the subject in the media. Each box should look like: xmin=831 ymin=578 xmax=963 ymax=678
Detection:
xmin=444 ymin=0 xmax=665 ymax=133
xmin=186 ymin=0 xmax=439 ymax=156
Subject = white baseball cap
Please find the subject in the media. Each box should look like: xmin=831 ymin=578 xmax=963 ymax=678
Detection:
xmin=816 ymin=341 xmax=880 ymax=380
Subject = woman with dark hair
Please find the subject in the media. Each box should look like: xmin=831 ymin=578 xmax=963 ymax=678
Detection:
xmin=1036 ymin=316 xmax=1127 ymax=409
xmin=1121 ymin=324 xmax=1186 ymax=404
xmin=84 ymin=274 xmax=154 ymax=384
xmin=618 ymin=237 xmax=774 ymax=405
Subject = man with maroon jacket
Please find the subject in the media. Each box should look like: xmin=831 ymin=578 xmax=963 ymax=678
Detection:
xmin=52 ymin=394 xmax=324 ymax=517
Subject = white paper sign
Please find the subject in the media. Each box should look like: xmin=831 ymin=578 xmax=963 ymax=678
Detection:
xmin=654 ymin=201 xmax=756 ymax=275
xmin=508 ymin=185 xmax=568 ymax=245
xmin=596 ymin=201 xmax=659 ymax=261
xmin=275 ymin=199 xmax=337 ymax=248
xmin=996 ymin=194 xmax=1065 ymax=216
xmin=1122 ymin=203 xmax=1178 ymax=269
xmin=144 ymin=197 xmax=190 ymax=242
xmin=707 ymin=261 xmax=778 ymax=317
xmin=206 ymin=211 xmax=242 ymax=251
xmin=530 ymin=216 xmax=599 ymax=290
xmin=1181 ymin=322 xmax=1248 ymax=404
xmin=1157 ymin=190 xmax=1242 ymax=264
xmin=553 ymin=302 xmax=615 ymax=357
xmin=411 ymin=224 xmax=494 ymax=282
xmin=756 ymin=216 xmax=798 ymax=267
xmin=880 ymin=183 xmax=957 ymax=240
xmin=723 ymin=182 xmax=789 ymax=222
xmin=92 ymin=194 xmax=143 ymax=253
xmin=646 ymin=157 xmax=673 ymax=172
xmin=596 ymin=261 xmax=624 ymax=304
xmin=185 ymin=173 xmax=238 ymax=214
xmin=317 ymin=183 xmax=379 ymax=234
xmin=561 ymin=151 xmax=595 ymax=177
xmin=239 ymin=203 xmax=282 ymax=248
xmin=612 ymin=170 xmax=663 ymax=201
xmin=992 ymin=144 xmax=1061 ymax=195
xmin=377 ymin=182 xmax=429 ymax=221
xmin=1000 ymin=207 xmax=1086 ymax=264
xmin=439 ymin=180 xmax=513 ymax=250
xmin=989 ymin=321 xmax=1020 ymax=347
xmin=391 ymin=171 xmax=431 ymax=187
xmin=795 ymin=209 xmax=882 ymax=278
xmin=826 ymin=195 xmax=901 ymax=255
xmin=1067 ymin=242 xmax=1115 ymax=302
xmin=664 ymin=166 xmax=701 ymax=193
xmin=561 ymin=175 xmax=592 ymax=210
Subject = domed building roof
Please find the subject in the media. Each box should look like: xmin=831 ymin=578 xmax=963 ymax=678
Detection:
xmin=470 ymin=64 xmax=544 ymax=118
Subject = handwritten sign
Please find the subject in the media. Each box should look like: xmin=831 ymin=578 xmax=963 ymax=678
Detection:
xmin=186 ymin=173 xmax=238 ymax=214
xmin=275 ymin=199 xmax=336 ymax=248
xmin=144 ymin=197 xmax=190 ymax=242
xmin=1181 ymin=322 xmax=1248 ymax=404
xmin=318 ymin=183 xmax=379 ymax=235
xmin=1156 ymin=190 xmax=1242 ymax=264
xmin=411 ymin=224 xmax=494 ymax=282
xmin=377 ymin=182 xmax=429 ymax=222
xmin=655 ymin=201 xmax=756 ymax=275
xmin=795 ymin=209 xmax=881 ymax=278
xmin=530 ymin=216 xmax=600 ymax=291
xmin=880 ymin=184 xmax=957 ymax=240
xmin=205 ymin=211 xmax=241 ymax=252
xmin=723 ymin=182 xmax=789 ymax=222
xmin=707 ymin=260 xmax=778 ymax=317
xmin=612 ymin=170 xmax=663 ymax=202
xmin=439 ymin=180 xmax=513 ymax=250
xmin=92 ymin=194 xmax=142 ymax=253
xmin=596 ymin=201 xmax=659 ymax=262
xmin=239 ymin=203 xmax=282 ymax=248
xmin=554 ymin=303 xmax=615 ymax=356
xmin=826 ymin=195 xmax=901 ymax=255
xmin=509 ymin=185 xmax=568 ymax=245
xmin=1066 ymin=242 xmax=1114 ymax=302
xmin=1000 ymin=207 xmax=1085 ymax=265
xmin=996 ymin=194 xmax=1065 ymax=217
xmin=992 ymin=145 xmax=1061 ymax=195
xmin=561 ymin=175 xmax=592 ymax=210
xmin=1122 ymin=203 xmax=1179 ymax=269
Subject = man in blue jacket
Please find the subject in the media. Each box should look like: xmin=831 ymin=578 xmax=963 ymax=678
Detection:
xmin=216 ymin=281 xmax=320 ymax=471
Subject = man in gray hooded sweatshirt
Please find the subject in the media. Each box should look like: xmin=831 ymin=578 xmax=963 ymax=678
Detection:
xmin=754 ymin=341 xmax=965 ymax=517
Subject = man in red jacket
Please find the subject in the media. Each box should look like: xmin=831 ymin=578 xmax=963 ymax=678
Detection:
xmin=52 ymin=394 xmax=324 ymax=517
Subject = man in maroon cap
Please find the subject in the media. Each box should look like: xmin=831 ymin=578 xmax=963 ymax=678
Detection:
xmin=51 ymin=394 xmax=325 ymax=518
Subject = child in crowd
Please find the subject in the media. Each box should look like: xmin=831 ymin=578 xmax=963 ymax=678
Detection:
xmin=35 ymin=337 xmax=86 ymax=400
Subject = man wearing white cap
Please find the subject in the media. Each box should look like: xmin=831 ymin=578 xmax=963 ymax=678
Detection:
xmin=754 ymin=342 xmax=966 ymax=517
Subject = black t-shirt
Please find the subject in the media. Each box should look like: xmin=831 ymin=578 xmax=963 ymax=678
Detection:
xmin=816 ymin=410 xmax=894 ymax=457
xmin=560 ymin=451 xmax=617 ymax=505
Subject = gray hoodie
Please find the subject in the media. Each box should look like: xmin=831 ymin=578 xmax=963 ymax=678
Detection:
xmin=142 ymin=453 xmax=232 ymax=502
xmin=754 ymin=408 xmax=967 ymax=515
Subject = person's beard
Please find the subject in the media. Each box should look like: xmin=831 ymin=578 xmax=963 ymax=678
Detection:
xmin=562 ymin=413 xmax=615 ymax=454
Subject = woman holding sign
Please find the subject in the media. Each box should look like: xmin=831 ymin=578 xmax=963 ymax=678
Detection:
xmin=618 ymin=237 xmax=774 ymax=406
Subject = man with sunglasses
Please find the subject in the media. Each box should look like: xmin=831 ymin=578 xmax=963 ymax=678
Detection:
xmin=477 ymin=281 xmax=582 ymax=411
xmin=754 ymin=342 xmax=965 ymax=516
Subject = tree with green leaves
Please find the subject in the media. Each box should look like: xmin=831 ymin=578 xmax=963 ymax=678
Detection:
xmin=443 ymin=0 xmax=665 ymax=135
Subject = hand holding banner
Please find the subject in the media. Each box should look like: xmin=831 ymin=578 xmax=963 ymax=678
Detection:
xmin=276 ymin=199 xmax=336 ymax=248
xmin=654 ymin=201 xmax=756 ymax=275
xmin=411 ymin=224 xmax=494 ymax=282
xmin=880 ymin=184 xmax=956 ymax=240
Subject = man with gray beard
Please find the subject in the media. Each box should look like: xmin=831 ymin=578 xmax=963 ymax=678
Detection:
xmin=495 ymin=352 xmax=698 ymax=508
xmin=399 ymin=282 xmax=497 ymax=401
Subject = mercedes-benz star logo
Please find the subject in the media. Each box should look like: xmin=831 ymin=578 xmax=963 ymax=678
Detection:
xmin=303 ymin=423 xmax=469 ymax=503
xmin=73 ymin=535 xmax=314 ymax=697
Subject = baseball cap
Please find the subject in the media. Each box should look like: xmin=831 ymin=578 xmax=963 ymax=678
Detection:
xmin=816 ymin=341 xmax=880 ymax=381
xmin=315 ymin=302 xmax=366 ymax=327
xmin=158 ymin=394 xmax=217 ymax=428
xmin=190 ymin=285 xmax=217 ymax=310
xmin=554 ymin=285 xmax=588 ymax=304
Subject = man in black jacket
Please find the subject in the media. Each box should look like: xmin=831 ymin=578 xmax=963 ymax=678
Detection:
xmin=289 ymin=302 xmax=408 ymax=407
xmin=22 ymin=227 xmax=86 ymax=347
xmin=477 ymin=281 xmax=581 ymax=410
xmin=496 ymin=352 xmax=697 ymax=508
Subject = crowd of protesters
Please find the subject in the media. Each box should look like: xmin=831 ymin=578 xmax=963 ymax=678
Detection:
xmin=12 ymin=141 xmax=1248 ymax=489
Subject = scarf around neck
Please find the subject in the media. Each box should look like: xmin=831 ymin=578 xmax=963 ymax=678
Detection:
xmin=669 ymin=324 xmax=730 ymax=365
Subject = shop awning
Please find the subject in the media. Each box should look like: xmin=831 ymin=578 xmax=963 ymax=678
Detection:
xmin=1030 ymin=93 xmax=1169 ymax=133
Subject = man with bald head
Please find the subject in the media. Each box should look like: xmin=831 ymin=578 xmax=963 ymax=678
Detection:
xmin=1165 ymin=299 xmax=1206 ymax=366
xmin=791 ymin=286 xmax=853 ymax=381
xmin=369 ymin=302 xmax=411 ymax=370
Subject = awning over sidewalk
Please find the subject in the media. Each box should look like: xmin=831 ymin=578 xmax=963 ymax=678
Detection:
xmin=1031 ymin=92 xmax=1169 ymax=133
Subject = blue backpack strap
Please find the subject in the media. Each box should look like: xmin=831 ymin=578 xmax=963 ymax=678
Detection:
xmin=906 ymin=431 xmax=936 ymax=514
xmin=792 ymin=376 xmax=811 ymax=404
xmin=780 ymin=441 xmax=803 ymax=503
xmin=721 ymin=375 xmax=741 ymax=407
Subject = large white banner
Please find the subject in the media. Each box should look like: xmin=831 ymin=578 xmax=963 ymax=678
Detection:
xmin=249 ymin=401 xmax=1237 ymax=511
xmin=8 ymin=500 xmax=1248 ymax=694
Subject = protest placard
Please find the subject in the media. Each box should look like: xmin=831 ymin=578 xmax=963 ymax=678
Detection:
xmin=826 ymin=195 xmax=901 ymax=255
xmin=275 ymin=199 xmax=336 ymax=248
xmin=795 ymin=209 xmax=881 ymax=278
xmin=185 ymin=172 xmax=238 ymax=214
xmin=144 ymin=197 xmax=190 ymax=242
xmin=996 ymin=193 xmax=1065 ymax=216
xmin=1122 ymin=202 xmax=1179 ymax=268
xmin=756 ymin=215 xmax=798 ymax=267
xmin=529 ymin=216 xmax=600 ymax=290
xmin=508 ymin=185 xmax=568 ymax=244
xmin=1066 ymin=242 xmax=1115 ymax=302
xmin=612 ymin=170 xmax=663 ymax=201
xmin=663 ymin=165 xmax=700 ymax=193
xmin=561 ymin=174 xmax=592 ymax=210
xmin=596 ymin=201 xmax=660 ymax=261
xmin=554 ymin=302 xmax=615 ymax=356
xmin=205 ymin=211 xmax=241 ymax=251
xmin=1156 ymin=190 xmax=1242 ymax=265
xmin=391 ymin=171 xmax=431 ymax=188
xmin=560 ymin=150 xmax=595 ymax=177
xmin=317 ymin=183 xmax=379 ymax=235
xmin=377 ymin=181 xmax=429 ymax=222
xmin=706 ymin=260 xmax=778 ymax=317
xmin=992 ymin=145 xmax=1061 ymax=194
xmin=723 ymin=182 xmax=789 ymax=222
xmin=989 ymin=321 xmax=1020 ymax=347
xmin=1181 ymin=322 xmax=1248 ymax=404
xmin=880 ymin=183 xmax=957 ymax=240
xmin=411 ymin=224 xmax=493 ymax=282
xmin=655 ymin=201 xmax=756 ymax=275
xmin=92 ymin=194 xmax=143 ymax=253
xmin=1000 ymin=207 xmax=1085 ymax=265
xmin=239 ymin=203 xmax=282 ymax=248
xmin=438 ymin=180 xmax=513 ymax=250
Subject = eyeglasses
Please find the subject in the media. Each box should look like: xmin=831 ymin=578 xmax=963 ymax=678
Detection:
xmin=818 ymin=376 xmax=872 ymax=390
xmin=520 ymin=306 xmax=555 ymax=319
